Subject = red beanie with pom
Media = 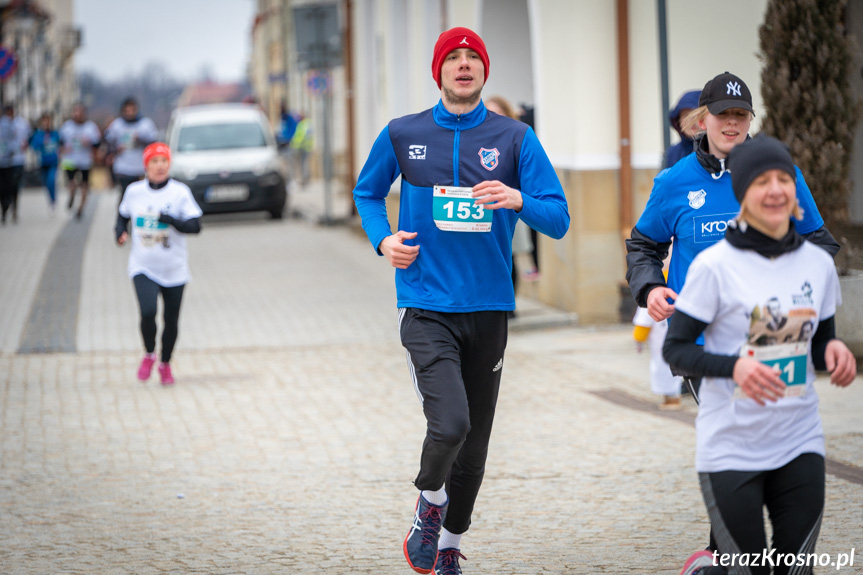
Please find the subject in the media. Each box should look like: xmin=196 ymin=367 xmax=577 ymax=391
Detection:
xmin=431 ymin=27 xmax=489 ymax=89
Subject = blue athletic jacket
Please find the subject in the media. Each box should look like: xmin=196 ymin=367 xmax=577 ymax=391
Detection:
xmin=632 ymin=151 xmax=825 ymax=301
xmin=353 ymin=100 xmax=569 ymax=312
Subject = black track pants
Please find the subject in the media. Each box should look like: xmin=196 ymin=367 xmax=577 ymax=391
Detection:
xmin=399 ymin=308 xmax=508 ymax=535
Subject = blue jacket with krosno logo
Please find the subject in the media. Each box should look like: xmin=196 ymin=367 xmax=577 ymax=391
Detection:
xmin=353 ymin=99 xmax=570 ymax=313
xmin=634 ymin=151 xmax=824 ymax=299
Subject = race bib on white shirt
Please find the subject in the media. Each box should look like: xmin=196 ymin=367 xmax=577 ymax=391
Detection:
xmin=432 ymin=185 xmax=492 ymax=232
xmin=134 ymin=211 xmax=170 ymax=249
xmin=737 ymin=341 xmax=809 ymax=398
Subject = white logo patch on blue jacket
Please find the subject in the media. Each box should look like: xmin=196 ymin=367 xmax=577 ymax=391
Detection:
xmin=408 ymin=145 xmax=426 ymax=160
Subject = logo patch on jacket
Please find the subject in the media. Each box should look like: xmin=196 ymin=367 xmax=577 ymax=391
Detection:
xmin=408 ymin=145 xmax=426 ymax=160
xmin=687 ymin=189 xmax=706 ymax=209
xmin=478 ymin=147 xmax=499 ymax=171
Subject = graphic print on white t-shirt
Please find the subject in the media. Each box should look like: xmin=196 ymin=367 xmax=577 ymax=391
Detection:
xmin=746 ymin=296 xmax=817 ymax=347
xmin=740 ymin=298 xmax=816 ymax=397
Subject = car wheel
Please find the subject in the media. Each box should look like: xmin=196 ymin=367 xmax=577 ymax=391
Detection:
xmin=270 ymin=204 xmax=285 ymax=220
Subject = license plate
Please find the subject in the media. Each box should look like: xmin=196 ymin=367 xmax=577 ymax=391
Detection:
xmin=205 ymin=184 xmax=249 ymax=202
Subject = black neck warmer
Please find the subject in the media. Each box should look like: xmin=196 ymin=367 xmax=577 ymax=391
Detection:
xmin=725 ymin=218 xmax=805 ymax=258
xmin=694 ymin=133 xmax=724 ymax=174
xmin=148 ymin=178 xmax=170 ymax=190
xmin=694 ymin=133 xmax=754 ymax=177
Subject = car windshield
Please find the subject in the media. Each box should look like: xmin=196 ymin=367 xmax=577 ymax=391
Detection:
xmin=177 ymin=121 xmax=267 ymax=152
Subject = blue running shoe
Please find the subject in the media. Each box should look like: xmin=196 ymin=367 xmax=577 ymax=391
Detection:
xmin=434 ymin=548 xmax=465 ymax=575
xmin=403 ymin=494 xmax=447 ymax=574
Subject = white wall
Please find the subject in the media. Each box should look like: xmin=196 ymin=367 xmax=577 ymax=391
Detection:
xmin=478 ymin=0 xmax=534 ymax=113
xmin=666 ymin=0 xmax=767 ymax=135
xmin=352 ymin=0 xmax=447 ymax=174
xmin=535 ymin=0 xmax=619 ymax=170
xmin=628 ymin=0 xmax=768 ymax=168
xmin=528 ymin=0 xmax=768 ymax=172
xmin=349 ymin=0 xmax=770 ymax=175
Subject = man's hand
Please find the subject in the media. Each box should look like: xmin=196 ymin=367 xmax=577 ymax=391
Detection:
xmin=824 ymin=339 xmax=857 ymax=387
xmin=646 ymin=286 xmax=678 ymax=322
xmin=117 ymin=232 xmax=128 ymax=246
xmin=472 ymin=180 xmax=523 ymax=212
xmin=379 ymin=231 xmax=419 ymax=269
xmin=732 ymin=357 xmax=786 ymax=406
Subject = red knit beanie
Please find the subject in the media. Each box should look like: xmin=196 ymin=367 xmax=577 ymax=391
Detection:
xmin=143 ymin=142 xmax=171 ymax=166
xmin=431 ymin=27 xmax=489 ymax=89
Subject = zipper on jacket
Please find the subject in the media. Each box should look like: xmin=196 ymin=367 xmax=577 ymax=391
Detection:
xmin=453 ymin=115 xmax=461 ymax=187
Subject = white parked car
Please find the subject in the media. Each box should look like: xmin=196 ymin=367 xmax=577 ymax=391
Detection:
xmin=165 ymin=103 xmax=288 ymax=219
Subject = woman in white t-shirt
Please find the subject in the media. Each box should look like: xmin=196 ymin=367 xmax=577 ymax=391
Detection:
xmin=663 ymin=136 xmax=856 ymax=575
xmin=115 ymin=142 xmax=203 ymax=385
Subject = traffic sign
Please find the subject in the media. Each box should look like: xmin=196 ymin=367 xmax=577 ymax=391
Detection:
xmin=0 ymin=47 xmax=18 ymax=81
xmin=307 ymin=70 xmax=330 ymax=94
xmin=294 ymin=3 xmax=341 ymax=70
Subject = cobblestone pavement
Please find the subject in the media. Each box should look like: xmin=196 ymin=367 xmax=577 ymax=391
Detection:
xmin=1 ymin=186 xmax=860 ymax=574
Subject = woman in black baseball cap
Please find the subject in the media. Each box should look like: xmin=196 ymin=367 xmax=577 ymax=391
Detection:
xmin=626 ymin=70 xmax=839 ymax=354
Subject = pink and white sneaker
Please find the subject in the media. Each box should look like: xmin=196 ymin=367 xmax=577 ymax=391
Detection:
xmin=679 ymin=550 xmax=715 ymax=575
xmin=137 ymin=354 xmax=157 ymax=381
xmin=158 ymin=363 xmax=175 ymax=385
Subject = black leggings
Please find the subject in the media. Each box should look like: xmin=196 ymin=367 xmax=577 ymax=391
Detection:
xmin=399 ymin=308 xmax=508 ymax=535
xmin=699 ymin=453 xmax=825 ymax=575
xmin=0 ymin=166 xmax=21 ymax=219
xmin=133 ymin=274 xmax=185 ymax=363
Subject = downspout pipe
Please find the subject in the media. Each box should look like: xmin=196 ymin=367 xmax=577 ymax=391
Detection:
xmin=658 ymin=0 xmax=671 ymax=156
xmin=344 ymin=0 xmax=357 ymax=215
xmin=617 ymin=0 xmax=632 ymax=235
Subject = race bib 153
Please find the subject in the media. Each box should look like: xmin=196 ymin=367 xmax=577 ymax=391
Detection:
xmin=432 ymin=185 xmax=492 ymax=232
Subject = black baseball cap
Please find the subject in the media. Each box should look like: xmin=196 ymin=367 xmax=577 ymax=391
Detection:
xmin=698 ymin=71 xmax=754 ymax=115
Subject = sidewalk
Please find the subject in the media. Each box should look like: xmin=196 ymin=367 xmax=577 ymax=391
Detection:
xmin=0 ymin=184 xmax=860 ymax=574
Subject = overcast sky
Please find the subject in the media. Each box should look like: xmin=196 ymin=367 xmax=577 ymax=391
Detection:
xmin=74 ymin=0 xmax=257 ymax=83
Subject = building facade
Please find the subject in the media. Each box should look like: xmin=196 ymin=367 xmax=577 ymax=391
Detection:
xmin=0 ymin=0 xmax=79 ymax=124
xmin=251 ymin=0 xmax=863 ymax=324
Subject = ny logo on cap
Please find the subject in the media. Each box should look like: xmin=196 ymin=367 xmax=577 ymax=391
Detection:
xmin=460 ymin=37 xmax=469 ymax=45
xmin=726 ymin=81 xmax=742 ymax=97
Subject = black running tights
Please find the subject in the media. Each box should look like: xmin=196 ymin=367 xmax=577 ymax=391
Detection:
xmin=133 ymin=274 xmax=185 ymax=363
xmin=699 ymin=453 xmax=825 ymax=575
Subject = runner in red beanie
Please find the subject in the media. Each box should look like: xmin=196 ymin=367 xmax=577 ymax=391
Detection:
xmin=431 ymin=27 xmax=489 ymax=89
xmin=354 ymin=18 xmax=569 ymax=575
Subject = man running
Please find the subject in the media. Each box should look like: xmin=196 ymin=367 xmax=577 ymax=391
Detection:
xmin=353 ymin=27 xmax=570 ymax=575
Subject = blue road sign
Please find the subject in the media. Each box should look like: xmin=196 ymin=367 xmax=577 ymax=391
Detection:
xmin=0 ymin=47 xmax=18 ymax=81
